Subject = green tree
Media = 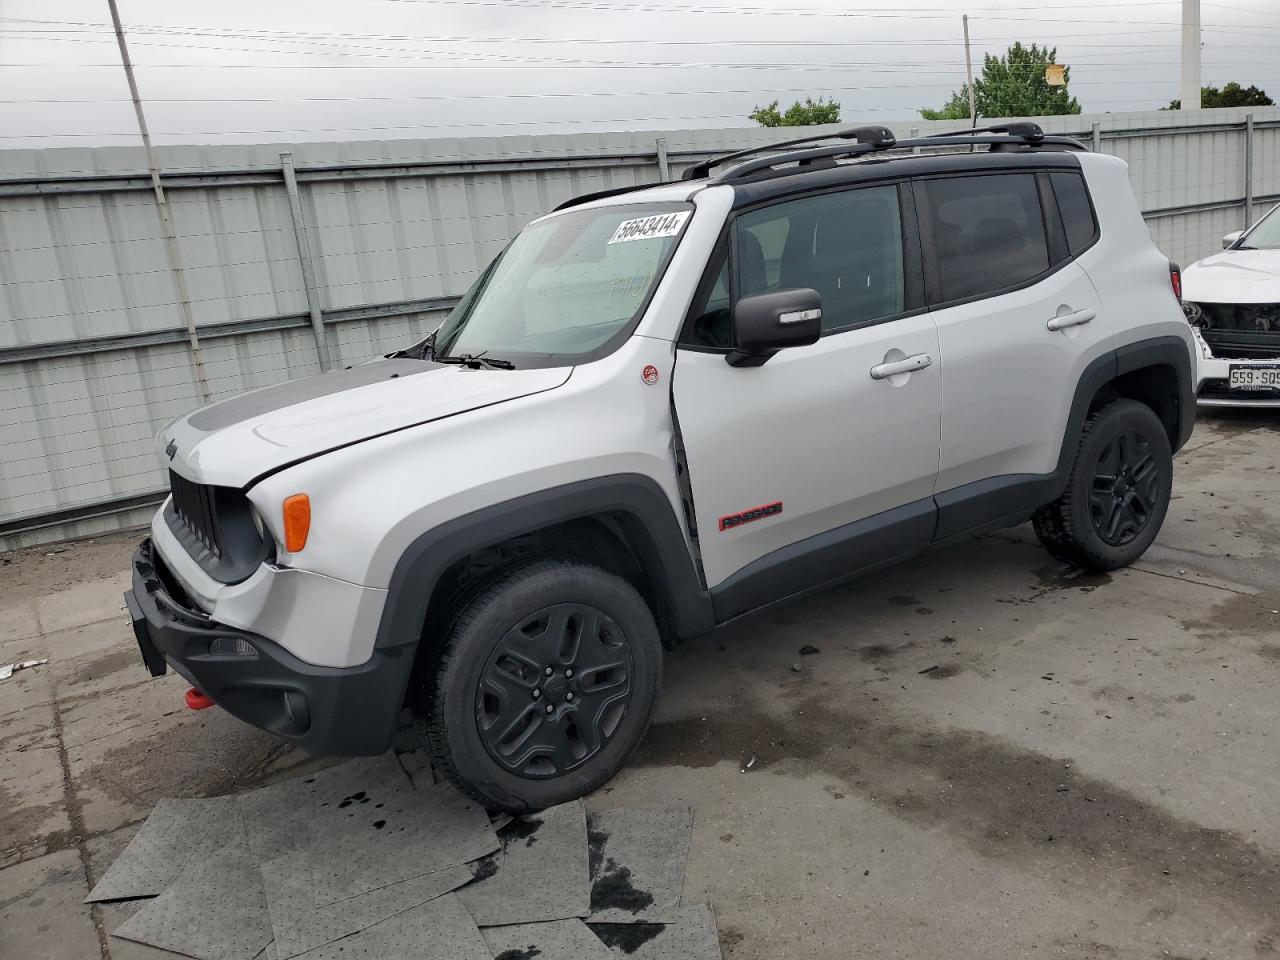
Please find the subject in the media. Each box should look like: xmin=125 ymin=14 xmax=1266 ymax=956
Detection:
xmin=920 ymin=86 xmax=973 ymax=121
xmin=749 ymin=96 xmax=841 ymax=127
xmin=920 ymin=42 xmax=1081 ymax=120
xmin=1166 ymin=82 xmax=1273 ymax=110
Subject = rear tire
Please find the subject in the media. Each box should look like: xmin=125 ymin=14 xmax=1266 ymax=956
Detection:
xmin=414 ymin=559 xmax=662 ymax=812
xmin=1032 ymin=399 xmax=1172 ymax=571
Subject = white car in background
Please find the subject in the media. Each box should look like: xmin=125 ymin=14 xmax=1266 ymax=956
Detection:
xmin=1183 ymin=203 xmax=1280 ymax=407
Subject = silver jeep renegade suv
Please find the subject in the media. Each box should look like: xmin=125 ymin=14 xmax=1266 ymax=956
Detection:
xmin=126 ymin=123 xmax=1195 ymax=811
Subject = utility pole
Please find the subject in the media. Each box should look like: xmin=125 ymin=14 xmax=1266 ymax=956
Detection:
xmin=1180 ymin=0 xmax=1201 ymax=110
xmin=962 ymin=14 xmax=977 ymax=127
xmin=107 ymin=0 xmax=211 ymax=401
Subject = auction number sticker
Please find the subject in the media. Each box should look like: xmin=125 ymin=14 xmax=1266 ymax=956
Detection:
xmin=607 ymin=211 xmax=691 ymax=244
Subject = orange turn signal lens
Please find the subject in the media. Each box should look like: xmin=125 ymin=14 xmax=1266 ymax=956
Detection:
xmin=282 ymin=494 xmax=311 ymax=553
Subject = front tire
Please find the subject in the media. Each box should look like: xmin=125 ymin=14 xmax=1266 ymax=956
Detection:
xmin=1032 ymin=399 xmax=1173 ymax=571
xmin=415 ymin=560 xmax=662 ymax=812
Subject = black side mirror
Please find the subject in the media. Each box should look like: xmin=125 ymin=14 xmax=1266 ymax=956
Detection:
xmin=726 ymin=288 xmax=823 ymax=367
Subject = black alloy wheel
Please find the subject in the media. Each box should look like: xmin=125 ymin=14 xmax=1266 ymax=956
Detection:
xmin=477 ymin=602 xmax=634 ymax=779
xmin=1032 ymin=399 xmax=1173 ymax=572
xmin=417 ymin=559 xmax=662 ymax=812
xmin=1088 ymin=427 xmax=1160 ymax=547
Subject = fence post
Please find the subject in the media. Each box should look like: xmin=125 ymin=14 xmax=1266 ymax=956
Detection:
xmin=655 ymin=137 xmax=670 ymax=181
xmin=1091 ymin=121 xmax=1102 ymax=153
xmin=1244 ymin=113 xmax=1255 ymax=228
xmin=280 ymin=152 xmax=333 ymax=373
xmin=910 ymin=127 xmax=921 ymax=155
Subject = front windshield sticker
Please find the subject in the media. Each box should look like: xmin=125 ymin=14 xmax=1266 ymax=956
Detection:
xmin=607 ymin=210 xmax=691 ymax=244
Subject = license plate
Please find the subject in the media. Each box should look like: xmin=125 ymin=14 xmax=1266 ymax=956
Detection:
xmin=1228 ymin=365 xmax=1280 ymax=391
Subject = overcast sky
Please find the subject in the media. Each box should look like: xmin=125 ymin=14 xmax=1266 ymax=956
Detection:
xmin=0 ymin=0 xmax=1277 ymax=149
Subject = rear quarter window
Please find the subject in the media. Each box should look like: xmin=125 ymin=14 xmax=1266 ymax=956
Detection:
xmin=1049 ymin=171 xmax=1100 ymax=256
xmin=922 ymin=173 xmax=1050 ymax=303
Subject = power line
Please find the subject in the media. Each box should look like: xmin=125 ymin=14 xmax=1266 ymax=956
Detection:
xmin=0 ymin=28 xmax=1217 ymax=48
xmin=5 ymin=56 xmax=1275 ymax=72
xmin=5 ymin=29 xmax=1279 ymax=65
xmin=0 ymin=70 xmax=1248 ymax=109
xmin=0 ymin=87 xmax=1224 ymax=142
xmin=1204 ymin=1 xmax=1280 ymax=20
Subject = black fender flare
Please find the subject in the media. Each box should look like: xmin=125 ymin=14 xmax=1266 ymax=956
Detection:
xmin=1052 ymin=335 xmax=1194 ymax=498
xmin=1114 ymin=334 xmax=1196 ymax=452
xmin=373 ymin=473 xmax=715 ymax=659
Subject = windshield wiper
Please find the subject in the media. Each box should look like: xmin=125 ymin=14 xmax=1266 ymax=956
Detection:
xmin=387 ymin=331 xmax=436 ymax=361
xmin=434 ymin=351 xmax=516 ymax=370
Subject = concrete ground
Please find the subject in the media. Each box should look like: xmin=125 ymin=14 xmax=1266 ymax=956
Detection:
xmin=3 ymin=408 xmax=1279 ymax=960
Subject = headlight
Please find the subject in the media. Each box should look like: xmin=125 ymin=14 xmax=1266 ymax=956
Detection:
xmin=250 ymin=505 xmax=269 ymax=539
xmin=1182 ymin=301 xmax=1206 ymax=327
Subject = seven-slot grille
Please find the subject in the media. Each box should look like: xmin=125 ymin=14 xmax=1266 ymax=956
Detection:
xmin=168 ymin=470 xmax=222 ymax=558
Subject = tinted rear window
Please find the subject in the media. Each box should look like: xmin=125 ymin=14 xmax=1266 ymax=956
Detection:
xmin=1050 ymin=171 xmax=1099 ymax=256
xmin=923 ymin=173 xmax=1050 ymax=302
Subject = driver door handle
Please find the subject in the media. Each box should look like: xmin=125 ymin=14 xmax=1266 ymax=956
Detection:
xmin=1047 ymin=308 xmax=1096 ymax=331
xmin=870 ymin=353 xmax=933 ymax=380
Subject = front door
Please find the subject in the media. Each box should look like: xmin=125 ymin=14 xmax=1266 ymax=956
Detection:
xmin=672 ymin=183 xmax=943 ymax=620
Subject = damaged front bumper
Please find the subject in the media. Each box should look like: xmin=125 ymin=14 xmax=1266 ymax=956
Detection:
xmin=124 ymin=538 xmax=412 ymax=755
xmin=1191 ymin=328 xmax=1280 ymax=408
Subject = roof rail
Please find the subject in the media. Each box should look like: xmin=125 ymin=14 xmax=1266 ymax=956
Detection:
xmin=682 ymin=125 xmax=896 ymax=181
xmin=713 ymin=131 xmax=1086 ymax=183
xmin=551 ymin=123 xmax=1083 ymax=211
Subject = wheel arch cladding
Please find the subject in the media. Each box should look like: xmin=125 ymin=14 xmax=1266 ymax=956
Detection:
xmin=374 ymin=474 xmax=714 ymax=687
xmin=1092 ymin=362 xmax=1183 ymax=451
xmin=1060 ymin=337 xmax=1193 ymax=485
xmin=1111 ymin=336 xmax=1195 ymax=453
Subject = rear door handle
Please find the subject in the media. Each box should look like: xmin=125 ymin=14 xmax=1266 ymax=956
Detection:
xmin=870 ymin=353 xmax=933 ymax=380
xmin=1047 ymin=308 xmax=1096 ymax=331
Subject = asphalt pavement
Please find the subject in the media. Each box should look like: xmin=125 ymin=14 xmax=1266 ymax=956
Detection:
xmin=3 ymin=409 xmax=1279 ymax=960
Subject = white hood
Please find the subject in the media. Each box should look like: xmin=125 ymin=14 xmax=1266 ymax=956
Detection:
xmin=1183 ymin=248 xmax=1280 ymax=304
xmin=161 ymin=359 xmax=571 ymax=488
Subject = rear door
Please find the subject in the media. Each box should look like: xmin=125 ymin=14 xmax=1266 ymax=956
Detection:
xmin=672 ymin=183 xmax=943 ymax=618
xmin=916 ymin=169 xmax=1115 ymax=539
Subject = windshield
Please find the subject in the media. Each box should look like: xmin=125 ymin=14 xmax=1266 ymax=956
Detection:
xmin=431 ymin=202 xmax=693 ymax=366
xmin=1240 ymin=204 xmax=1280 ymax=250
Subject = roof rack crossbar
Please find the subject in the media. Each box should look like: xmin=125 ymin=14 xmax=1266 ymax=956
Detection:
xmin=682 ymin=125 xmax=896 ymax=181
xmin=935 ymin=121 xmax=1046 ymax=142
xmin=714 ymin=132 xmax=1086 ymax=182
xmin=718 ymin=143 xmax=877 ymax=181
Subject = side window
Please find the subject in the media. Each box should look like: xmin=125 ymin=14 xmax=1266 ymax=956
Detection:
xmin=1049 ymin=171 xmax=1099 ymax=256
xmin=686 ymin=252 xmax=732 ymax=348
xmin=922 ymin=174 xmax=1050 ymax=303
xmin=736 ymin=185 xmax=905 ymax=333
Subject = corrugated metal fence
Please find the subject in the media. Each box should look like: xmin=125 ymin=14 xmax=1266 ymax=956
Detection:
xmin=2 ymin=107 xmax=1278 ymax=550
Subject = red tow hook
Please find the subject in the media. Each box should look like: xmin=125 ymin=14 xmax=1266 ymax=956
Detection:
xmin=185 ymin=687 xmax=216 ymax=710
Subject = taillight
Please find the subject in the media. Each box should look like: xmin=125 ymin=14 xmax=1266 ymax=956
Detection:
xmin=1169 ymin=262 xmax=1182 ymax=302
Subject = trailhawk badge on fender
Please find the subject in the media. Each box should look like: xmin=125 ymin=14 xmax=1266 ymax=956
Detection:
xmin=719 ymin=501 xmax=783 ymax=531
